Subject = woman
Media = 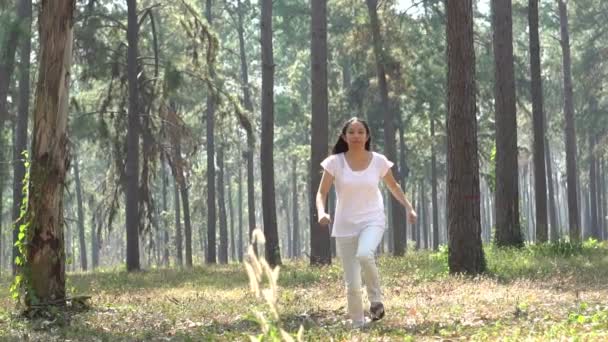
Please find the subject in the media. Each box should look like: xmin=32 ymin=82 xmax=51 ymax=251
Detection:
xmin=316 ymin=117 xmax=417 ymax=328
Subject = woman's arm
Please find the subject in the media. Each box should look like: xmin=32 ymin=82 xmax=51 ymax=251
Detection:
xmin=316 ymin=170 xmax=334 ymax=225
xmin=382 ymin=169 xmax=417 ymax=224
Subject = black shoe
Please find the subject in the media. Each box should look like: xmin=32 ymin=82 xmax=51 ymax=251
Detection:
xmin=370 ymin=302 xmax=385 ymax=321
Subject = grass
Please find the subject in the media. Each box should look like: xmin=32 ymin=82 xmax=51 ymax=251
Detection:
xmin=1 ymin=241 xmax=608 ymax=341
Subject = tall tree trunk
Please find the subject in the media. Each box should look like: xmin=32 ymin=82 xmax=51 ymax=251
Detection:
xmin=306 ymin=160 xmax=312 ymax=255
xmin=292 ymin=158 xmax=300 ymax=258
xmin=65 ymin=203 xmax=72 ymax=271
xmin=596 ymin=160 xmax=601 ymax=239
xmin=161 ymin=157 xmax=169 ymax=265
xmin=179 ymin=177 xmax=193 ymax=267
xmin=397 ymin=114 xmax=409 ymax=252
xmin=545 ymin=138 xmax=558 ymax=241
xmin=421 ymin=178 xmax=428 ymax=249
xmin=522 ymin=163 xmax=533 ymax=241
xmin=227 ymin=167 xmax=236 ymax=261
xmin=581 ymin=185 xmax=589 ymax=239
xmin=527 ymin=0 xmax=548 ymax=243
xmin=10 ymin=0 xmax=33 ymax=276
xmin=600 ymin=158 xmax=607 ymax=239
xmin=282 ymin=191 xmax=291 ymax=258
xmin=557 ymin=176 xmax=565 ymax=235
xmin=446 ymin=0 xmax=485 ymax=274
xmin=91 ymin=211 xmax=99 ymax=269
xmin=492 ymin=0 xmax=522 ymax=247
xmin=174 ymin=179 xmax=183 ymax=266
xmin=261 ymin=0 xmax=281 ymax=267
xmin=1 ymin=155 xmax=3 ymax=275
xmin=0 ymin=0 xmax=26 ymax=126
xmin=588 ymin=133 xmax=599 ymax=239
xmin=237 ymin=154 xmax=244 ymax=262
xmin=524 ymin=163 xmax=535 ymax=241
xmin=205 ymin=0 xmax=217 ymax=264
xmin=25 ymin=0 xmax=74 ymax=305
xmin=310 ymin=0 xmax=330 ymax=265
xmin=412 ymin=181 xmax=422 ymax=250
xmin=73 ymin=154 xmax=87 ymax=271
xmin=485 ymin=182 xmax=493 ymax=242
xmin=431 ymin=118 xmax=439 ymax=250
xmin=125 ymin=0 xmax=140 ymax=271
xmin=236 ymin=0 xmax=256 ymax=245
xmin=557 ymin=0 xmax=580 ymax=242
xmin=600 ymin=158 xmax=606 ymax=239
xmin=366 ymin=0 xmax=406 ymax=256
xmin=217 ymin=145 xmax=228 ymax=264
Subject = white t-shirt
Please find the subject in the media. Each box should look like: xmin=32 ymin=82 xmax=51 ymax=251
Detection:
xmin=321 ymin=151 xmax=394 ymax=237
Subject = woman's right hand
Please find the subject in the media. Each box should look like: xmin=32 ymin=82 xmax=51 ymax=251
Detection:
xmin=318 ymin=213 xmax=331 ymax=226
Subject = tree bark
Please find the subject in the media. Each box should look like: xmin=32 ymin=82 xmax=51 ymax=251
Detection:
xmin=557 ymin=0 xmax=580 ymax=242
xmin=446 ymin=0 xmax=485 ymax=274
xmin=217 ymin=145 xmax=228 ymax=264
xmin=431 ymin=118 xmax=439 ymax=250
xmin=492 ymin=0 xmax=522 ymax=246
xmin=281 ymin=191 xmax=291 ymax=258
xmin=237 ymin=153 xmax=244 ymax=261
xmin=179 ymin=177 xmax=193 ymax=267
xmin=588 ymin=133 xmax=599 ymax=239
xmin=174 ymin=179 xmax=183 ymax=266
xmin=261 ymin=0 xmax=281 ymax=267
xmin=65 ymin=202 xmax=72 ymax=271
xmin=545 ymin=135 xmax=558 ymax=241
xmin=292 ymin=158 xmax=300 ymax=257
xmin=310 ymin=0 xmax=330 ymax=265
xmin=366 ymin=0 xmax=407 ymax=256
xmin=397 ymin=114 xmax=409 ymax=252
xmin=205 ymin=0 xmax=217 ymax=264
xmin=527 ymin=0 xmax=548 ymax=243
xmin=600 ymin=158 xmax=607 ymax=239
xmin=412 ymin=183 xmax=419 ymax=249
xmin=161 ymin=156 xmax=170 ymax=265
xmin=421 ymin=178 xmax=428 ymax=249
xmin=125 ymin=0 xmax=140 ymax=271
xmin=91 ymin=210 xmax=99 ymax=269
xmin=227 ymin=165 xmax=236 ymax=261
xmin=73 ymin=154 xmax=87 ymax=271
xmin=236 ymin=0 xmax=256 ymax=248
xmin=25 ymin=0 xmax=74 ymax=305
xmin=0 ymin=0 xmax=26 ymax=126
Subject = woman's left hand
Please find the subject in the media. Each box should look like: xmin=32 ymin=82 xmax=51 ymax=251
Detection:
xmin=407 ymin=209 xmax=418 ymax=225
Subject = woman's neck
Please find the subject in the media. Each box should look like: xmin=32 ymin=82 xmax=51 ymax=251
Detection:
xmin=346 ymin=148 xmax=368 ymax=158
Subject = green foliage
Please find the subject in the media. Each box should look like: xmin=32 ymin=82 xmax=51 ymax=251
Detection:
xmin=486 ymin=239 xmax=608 ymax=281
xmin=10 ymin=151 xmax=34 ymax=306
xmin=525 ymin=239 xmax=597 ymax=258
xmin=430 ymin=244 xmax=449 ymax=265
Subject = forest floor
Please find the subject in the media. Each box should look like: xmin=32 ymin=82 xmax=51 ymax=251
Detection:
xmin=2 ymin=241 xmax=608 ymax=341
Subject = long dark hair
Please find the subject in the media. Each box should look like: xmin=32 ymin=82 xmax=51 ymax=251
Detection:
xmin=331 ymin=117 xmax=372 ymax=154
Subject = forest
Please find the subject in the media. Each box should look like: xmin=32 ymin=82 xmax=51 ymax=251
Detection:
xmin=0 ymin=0 xmax=607 ymax=340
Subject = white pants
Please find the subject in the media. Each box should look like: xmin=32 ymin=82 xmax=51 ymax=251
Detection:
xmin=335 ymin=225 xmax=384 ymax=323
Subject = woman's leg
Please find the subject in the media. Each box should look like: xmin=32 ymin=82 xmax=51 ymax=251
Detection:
xmin=336 ymin=236 xmax=364 ymax=323
xmin=356 ymin=226 xmax=385 ymax=305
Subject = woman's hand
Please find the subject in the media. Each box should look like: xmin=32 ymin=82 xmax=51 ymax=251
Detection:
xmin=318 ymin=212 xmax=331 ymax=226
xmin=407 ymin=208 xmax=418 ymax=225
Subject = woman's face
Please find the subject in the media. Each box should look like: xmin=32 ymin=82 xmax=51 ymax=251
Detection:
xmin=342 ymin=121 xmax=368 ymax=148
